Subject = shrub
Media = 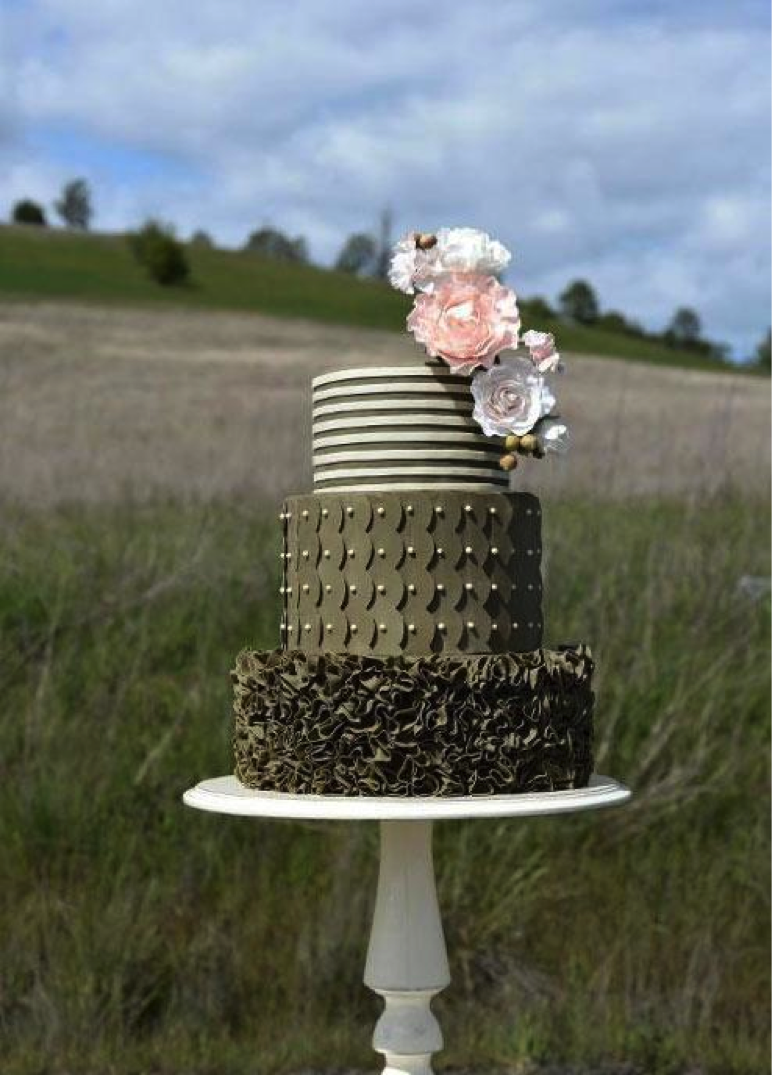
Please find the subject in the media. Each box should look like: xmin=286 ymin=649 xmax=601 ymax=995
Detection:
xmin=12 ymin=199 xmax=47 ymax=226
xmin=129 ymin=220 xmax=190 ymax=286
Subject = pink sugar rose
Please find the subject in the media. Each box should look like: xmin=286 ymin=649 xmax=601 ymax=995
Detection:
xmin=406 ymin=274 xmax=520 ymax=374
xmin=522 ymin=329 xmax=562 ymax=373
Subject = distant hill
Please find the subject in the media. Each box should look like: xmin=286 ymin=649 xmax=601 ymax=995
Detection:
xmin=0 ymin=223 xmax=735 ymax=372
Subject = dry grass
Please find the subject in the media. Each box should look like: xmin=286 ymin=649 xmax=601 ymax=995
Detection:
xmin=0 ymin=299 xmax=768 ymax=507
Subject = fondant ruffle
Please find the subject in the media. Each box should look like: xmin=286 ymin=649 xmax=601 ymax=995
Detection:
xmin=232 ymin=647 xmax=594 ymax=796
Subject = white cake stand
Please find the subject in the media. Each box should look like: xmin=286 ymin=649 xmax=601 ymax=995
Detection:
xmin=183 ymin=774 xmax=631 ymax=1075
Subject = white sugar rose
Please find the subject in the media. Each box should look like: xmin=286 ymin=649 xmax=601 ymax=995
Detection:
xmin=471 ymin=357 xmax=546 ymax=437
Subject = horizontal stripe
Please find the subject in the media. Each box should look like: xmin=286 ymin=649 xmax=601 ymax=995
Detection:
xmin=313 ymin=477 xmax=509 ymax=491
xmin=312 ymin=365 xmax=470 ymax=388
xmin=313 ymin=432 xmax=498 ymax=450
xmin=312 ymin=413 xmax=478 ymax=434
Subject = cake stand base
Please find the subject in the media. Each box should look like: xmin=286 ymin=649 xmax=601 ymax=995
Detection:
xmin=183 ymin=775 xmax=631 ymax=1074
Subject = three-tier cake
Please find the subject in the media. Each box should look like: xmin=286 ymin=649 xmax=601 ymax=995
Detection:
xmin=232 ymin=228 xmax=594 ymax=796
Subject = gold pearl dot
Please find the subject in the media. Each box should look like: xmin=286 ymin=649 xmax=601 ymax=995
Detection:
xmin=435 ymin=505 xmax=444 ymax=514
xmin=322 ymin=508 xmax=329 ymax=518
xmin=408 ymin=583 xmax=416 ymax=593
xmin=408 ymin=624 xmax=416 ymax=633
xmin=438 ymin=622 xmax=446 ymax=631
xmin=464 ymin=545 xmax=473 ymax=555
xmin=464 ymin=503 xmax=472 ymax=513
xmin=436 ymin=583 xmax=445 ymax=592
xmin=324 ymin=550 xmax=330 ymax=558
xmin=302 ymin=584 xmax=310 ymax=593
xmin=377 ymin=584 xmax=385 ymax=594
xmin=326 ymin=623 xmax=333 ymax=631
xmin=377 ymin=548 xmax=385 ymax=557
xmin=350 ymin=584 xmax=357 ymax=594
xmin=287 ymin=624 xmax=293 ymax=633
xmin=492 ymin=623 xmax=498 ymax=631
xmin=491 ymin=546 xmax=499 ymax=555
xmin=406 ymin=504 xmax=414 ymax=514
xmin=491 ymin=583 xmax=498 ymax=591
xmin=346 ymin=506 xmax=354 ymax=516
xmin=378 ymin=623 xmax=387 ymax=632
xmin=304 ymin=623 xmax=311 ymax=631
xmin=466 ymin=621 xmax=475 ymax=630
xmin=527 ymin=548 xmax=534 ymax=556
xmin=489 ymin=506 xmax=497 ymax=515
xmin=377 ymin=506 xmax=385 ymax=516
xmin=348 ymin=549 xmax=355 ymax=558
xmin=526 ymin=508 xmax=533 ymax=516
xmin=351 ymin=624 xmax=358 ymax=633
xmin=464 ymin=582 xmax=473 ymax=591
xmin=437 ymin=547 xmax=444 ymax=556
xmin=302 ymin=509 xmax=309 ymax=519
xmin=285 ymin=586 xmax=292 ymax=595
xmin=325 ymin=584 xmax=332 ymax=593
xmin=407 ymin=546 xmax=415 ymax=556
xmin=302 ymin=550 xmax=309 ymax=558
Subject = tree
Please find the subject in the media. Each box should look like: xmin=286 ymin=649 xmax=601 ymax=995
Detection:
xmin=558 ymin=279 xmax=600 ymax=324
xmin=128 ymin=220 xmax=190 ymax=286
xmin=597 ymin=310 xmax=646 ymax=337
xmin=522 ymin=296 xmax=556 ymax=322
xmin=665 ymin=306 xmax=702 ymax=346
xmin=12 ymin=199 xmax=47 ymax=226
xmin=373 ymin=207 xmax=393 ymax=280
xmin=55 ymin=178 xmax=93 ymax=229
xmin=335 ymin=232 xmax=377 ymax=275
xmin=755 ymin=328 xmax=771 ymax=372
xmin=190 ymin=229 xmax=214 ymax=248
xmin=244 ymin=226 xmax=308 ymax=263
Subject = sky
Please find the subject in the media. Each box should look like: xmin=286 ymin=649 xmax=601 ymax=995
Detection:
xmin=2 ymin=0 xmax=770 ymax=359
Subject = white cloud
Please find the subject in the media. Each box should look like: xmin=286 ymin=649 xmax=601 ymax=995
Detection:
xmin=2 ymin=0 xmax=769 ymax=356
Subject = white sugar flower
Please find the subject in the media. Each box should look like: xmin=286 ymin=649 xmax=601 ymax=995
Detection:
xmin=471 ymin=357 xmax=545 ymax=438
xmin=388 ymin=226 xmax=511 ymax=295
xmin=522 ymin=329 xmax=562 ymax=373
xmin=535 ymin=417 xmax=569 ymax=454
xmin=388 ymin=233 xmax=426 ymax=294
xmin=432 ymin=227 xmax=511 ymax=278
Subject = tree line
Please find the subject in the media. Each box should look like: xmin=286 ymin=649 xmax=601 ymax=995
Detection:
xmin=9 ymin=183 xmax=770 ymax=370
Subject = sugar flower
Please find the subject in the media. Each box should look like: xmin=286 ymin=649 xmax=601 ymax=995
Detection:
xmin=406 ymin=274 xmax=520 ymax=374
xmin=388 ymin=233 xmax=431 ymax=294
xmin=430 ymin=227 xmax=511 ymax=279
xmin=522 ymin=329 xmax=562 ymax=373
xmin=389 ymin=227 xmax=511 ymax=295
xmin=471 ymin=357 xmax=549 ymax=437
xmin=534 ymin=416 xmax=570 ymax=454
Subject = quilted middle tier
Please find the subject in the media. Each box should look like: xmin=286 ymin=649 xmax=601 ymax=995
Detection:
xmin=279 ymin=490 xmax=543 ymax=657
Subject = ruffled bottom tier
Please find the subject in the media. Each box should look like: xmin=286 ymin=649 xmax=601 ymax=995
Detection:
xmin=232 ymin=647 xmax=594 ymax=797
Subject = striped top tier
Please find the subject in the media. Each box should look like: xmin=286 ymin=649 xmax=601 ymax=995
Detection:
xmin=312 ymin=366 xmax=507 ymax=492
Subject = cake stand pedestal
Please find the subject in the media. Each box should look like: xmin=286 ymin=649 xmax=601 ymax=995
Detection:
xmin=183 ymin=775 xmax=631 ymax=1075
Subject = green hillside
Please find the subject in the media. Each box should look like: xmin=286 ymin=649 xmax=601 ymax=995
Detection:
xmin=0 ymin=224 xmax=734 ymax=371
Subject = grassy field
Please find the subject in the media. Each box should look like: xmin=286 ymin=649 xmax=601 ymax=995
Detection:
xmin=0 ymin=223 xmax=741 ymax=372
xmin=1 ymin=493 xmax=769 ymax=1074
